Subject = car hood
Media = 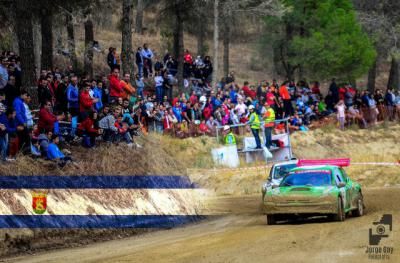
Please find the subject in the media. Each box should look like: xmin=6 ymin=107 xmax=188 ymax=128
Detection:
xmin=268 ymin=186 xmax=336 ymax=202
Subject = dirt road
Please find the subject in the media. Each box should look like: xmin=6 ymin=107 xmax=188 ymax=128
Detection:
xmin=5 ymin=188 xmax=400 ymax=263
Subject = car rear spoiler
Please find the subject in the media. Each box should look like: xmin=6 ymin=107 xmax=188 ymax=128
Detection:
xmin=297 ymin=158 xmax=350 ymax=167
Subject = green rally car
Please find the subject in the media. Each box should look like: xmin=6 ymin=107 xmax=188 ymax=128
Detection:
xmin=262 ymin=165 xmax=364 ymax=225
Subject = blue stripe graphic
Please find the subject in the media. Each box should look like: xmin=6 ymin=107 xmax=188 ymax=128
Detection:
xmin=0 ymin=215 xmax=203 ymax=228
xmin=0 ymin=176 xmax=195 ymax=189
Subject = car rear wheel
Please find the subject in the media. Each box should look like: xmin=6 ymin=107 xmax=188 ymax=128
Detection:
xmin=352 ymin=194 xmax=364 ymax=217
xmin=333 ymin=197 xmax=345 ymax=222
xmin=266 ymin=215 xmax=276 ymax=225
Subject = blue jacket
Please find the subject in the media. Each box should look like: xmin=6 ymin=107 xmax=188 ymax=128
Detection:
xmin=12 ymin=97 xmax=27 ymax=126
xmin=0 ymin=113 xmax=17 ymax=136
xmin=93 ymin=87 xmax=103 ymax=111
xmin=66 ymin=84 xmax=79 ymax=109
xmin=47 ymin=143 xmax=65 ymax=160
xmin=172 ymin=106 xmax=183 ymax=123
xmin=385 ymin=92 xmax=395 ymax=106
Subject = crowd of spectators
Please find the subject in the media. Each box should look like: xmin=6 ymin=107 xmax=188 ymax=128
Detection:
xmin=1 ymin=47 xmax=400 ymax=165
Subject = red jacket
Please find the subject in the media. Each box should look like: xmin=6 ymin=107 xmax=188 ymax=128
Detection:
xmin=78 ymin=117 xmax=98 ymax=135
xmin=108 ymin=74 xmax=124 ymax=98
xmin=38 ymin=108 xmax=57 ymax=132
xmin=79 ymin=90 xmax=94 ymax=112
xmin=242 ymin=86 xmax=256 ymax=99
xmin=203 ymin=106 xmax=212 ymax=120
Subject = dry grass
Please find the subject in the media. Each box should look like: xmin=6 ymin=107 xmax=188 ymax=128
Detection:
xmin=189 ymin=123 xmax=400 ymax=196
xmin=0 ymin=135 xmax=188 ymax=176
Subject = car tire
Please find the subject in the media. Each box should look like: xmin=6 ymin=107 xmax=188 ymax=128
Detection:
xmin=267 ymin=215 xmax=276 ymax=225
xmin=333 ymin=197 xmax=345 ymax=222
xmin=352 ymin=194 xmax=364 ymax=217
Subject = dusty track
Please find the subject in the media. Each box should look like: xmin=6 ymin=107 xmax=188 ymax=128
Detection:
xmin=5 ymin=188 xmax=400 ymax=263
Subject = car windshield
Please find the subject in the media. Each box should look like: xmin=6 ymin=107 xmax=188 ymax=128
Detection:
xmin=273 ymin=164 xmax=297 ymax=180
xmin=280 ymin=170 xmax=332 ymax=187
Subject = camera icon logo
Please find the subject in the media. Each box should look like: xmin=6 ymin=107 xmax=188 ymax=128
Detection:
xmin=369 ymin=214 xmax=392 ymax=246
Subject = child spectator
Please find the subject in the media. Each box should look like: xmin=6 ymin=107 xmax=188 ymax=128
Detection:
xmin=47 ymin=134 xmax=74 ymax=167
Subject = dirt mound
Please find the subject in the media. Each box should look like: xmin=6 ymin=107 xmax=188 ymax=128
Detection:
xmin=0 ymin=135 xmax=187 ymax=176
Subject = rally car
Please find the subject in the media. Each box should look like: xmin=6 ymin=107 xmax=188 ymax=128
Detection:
xmin=262 ymin=159 xmax=364 ymax=225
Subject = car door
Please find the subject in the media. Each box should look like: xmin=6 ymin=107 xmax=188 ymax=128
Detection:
xmin=340 ymin=168 xmax=357 ymax=208
xmin=334 ymin=168 xmax=351 ymax=210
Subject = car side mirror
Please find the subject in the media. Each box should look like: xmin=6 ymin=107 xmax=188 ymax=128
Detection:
xmin=338 ymin=182 xmax=346 ymax=188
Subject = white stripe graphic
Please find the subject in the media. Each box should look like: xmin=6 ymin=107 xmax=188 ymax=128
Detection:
xmin=0 ymin=189 xmax=210 ymax=216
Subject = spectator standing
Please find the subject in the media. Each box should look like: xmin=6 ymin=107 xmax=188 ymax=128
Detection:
xmin=13 ymin=91 xmax=31 ymax=152
xmin=55 ymin=75 xmax=69 ymax=114
xmin=0 ymin=104 xmax=9 ymax=161
xmin=335 ymin=100 xmax=346 ymax=131
xmin=66 ymin=76 xmax=79 ymax=117
xmin=91 ymin=80 xmax=102 ymax=112
xmin=135 ymin=74 xmax=145 ymax=99
xmin=107 ymin=47 xmax=119 ymax=70
xmin=385 ymin=88 xmax=395 ymax=121
xmin=135 ymin=47 xmax=143 ymax=78
xmin=141 ymin=43 xmax=154 ymax=78
xmin=120 ymin=73 xmax=135 ymax=100
xmin=223 ymin=126 xmax=236 ymax=146
xmin=263 ymin=102 xmax=275 ymax=149
xmin=108 ymin=68 xmax=123 ymax=104
xmin=279 ymin=81 xmax=293 ymax=117
xmin=79 ymin=81 xmax=98 ymax=116
xmin=329 ymin=78 xmax=339 ymax=103
xmin=0 ymin=57 xmax=9 ymax=89
xmin=247 ymin=105 xmax=262 ymax=149
xmin=38 ymin=77 xmax=53 ymax=107
xmin=154 ymin=72 xmax=164 ymax=103
xmin=3 ymin=75 xmax=19 ymax=108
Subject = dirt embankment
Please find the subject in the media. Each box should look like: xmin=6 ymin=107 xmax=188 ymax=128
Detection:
xmin=0 ymin=135 xmax=208 ymax=258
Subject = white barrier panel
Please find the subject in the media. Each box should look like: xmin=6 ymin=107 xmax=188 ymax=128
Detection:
xmin=211 ymin=146 xmax=240 ymax=168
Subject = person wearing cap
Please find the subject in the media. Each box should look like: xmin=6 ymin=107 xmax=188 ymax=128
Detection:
xmin=223 ymin=125 xmax=236 ymax=146
xmin=247 ymin=105 xmax=261 ymax=149
xmin=263 ymin=102 xmax=275 ymax=149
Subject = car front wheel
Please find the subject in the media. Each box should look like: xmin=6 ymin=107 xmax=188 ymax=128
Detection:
xmin=333 ymin=197 xmax=345 ymax=222
xmin=352 ymin=194 xmax=364 ymax=217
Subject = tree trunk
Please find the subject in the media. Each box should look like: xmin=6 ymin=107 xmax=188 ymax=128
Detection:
xmin=33 ymin=18 xmax=41 ymax=78
xmin=135 ymin=0 xmax=144 ymax=34
xmin=387 ymin=56 xmax=400 ymax=90
xmin=84 ymin=19 xmax=94 ymax=78
xmin=223 ymin=18 xmax=230 ymax=78
xmin=122 ymin=0 xmax=134 ymax=81
xmin=40 ymin=8 xmax=53 ymax=71
xmin=173 ymin=6 xmax=184 ymax=94
xmin=367 ymin=59 xmax=377 ymax=93
xmin=212 ymin=0 xmax=219 ymax=86
xmin=197 ymin=22 xmax=205 ymax=56
xmin=66 ymin=13 xmax=78 ymax=71
xmin=15 ymin=0 xmax=36 ymax=99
